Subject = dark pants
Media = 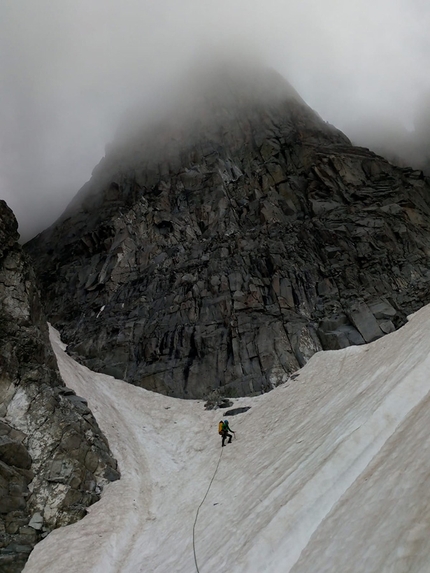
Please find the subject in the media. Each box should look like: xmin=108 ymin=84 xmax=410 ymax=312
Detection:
xmin=221 ymin=430 xmax=232 ymax=446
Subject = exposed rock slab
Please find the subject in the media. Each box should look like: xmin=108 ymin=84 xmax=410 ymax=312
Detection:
xmin=0 ymin=201 xmax=119 ymax=572
xmin=25 ymin=68 xmax=430 ymax=399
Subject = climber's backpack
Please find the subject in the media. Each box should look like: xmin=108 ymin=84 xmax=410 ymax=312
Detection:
xmin=218 ymin=421 xmax=224 ymax=435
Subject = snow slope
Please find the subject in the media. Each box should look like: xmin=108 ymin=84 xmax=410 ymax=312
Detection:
xmin=23 ymin=305 xmax=430 ymax=573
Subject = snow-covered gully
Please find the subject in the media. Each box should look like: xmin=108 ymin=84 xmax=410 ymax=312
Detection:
xmin=24 ymin=306 xmax=430 ymax=573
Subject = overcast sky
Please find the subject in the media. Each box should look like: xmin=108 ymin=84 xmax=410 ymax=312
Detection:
xmin=1 ymin=0 xmax=429 ymax=240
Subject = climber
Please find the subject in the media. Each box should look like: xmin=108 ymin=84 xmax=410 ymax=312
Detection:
xmin=218 ymin=419 xmax=235 ymax=447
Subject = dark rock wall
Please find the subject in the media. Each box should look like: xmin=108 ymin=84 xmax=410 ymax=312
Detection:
xmin=0 ymin=200 xmax=119 ymax=573
xmin=26 ymin=72 xmax=430 ymax=399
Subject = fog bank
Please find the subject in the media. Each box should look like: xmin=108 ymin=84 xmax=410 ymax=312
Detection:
xmin=1 ymin=0 xmax=429 ymax=240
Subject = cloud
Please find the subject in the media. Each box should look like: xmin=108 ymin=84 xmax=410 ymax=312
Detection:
xmin=1 ymin=0 xmax=429 ymax=240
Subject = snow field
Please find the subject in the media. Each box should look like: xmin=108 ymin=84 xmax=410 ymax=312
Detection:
xmin=24 ymin=305 xmax=430 ymax=573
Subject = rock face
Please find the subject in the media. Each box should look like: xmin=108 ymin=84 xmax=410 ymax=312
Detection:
xmin=0 ymin=200 xmax=119 ymax=573
xmin=26 ymin=65 xmax=430 ymax=399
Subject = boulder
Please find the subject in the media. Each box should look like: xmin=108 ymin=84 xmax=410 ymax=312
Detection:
xmin=0 ymin=438 xmax=32 ymax=470
xmin=347 ymin=303 xmax=384 ymax=343
xmin=28 ymin=513 xmax=43 ymax=531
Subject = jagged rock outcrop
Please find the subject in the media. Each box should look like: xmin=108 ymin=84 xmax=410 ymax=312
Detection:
xmin=26 ymin=65 xmax=430 ymax=399
xmin=0 ymin=200 xmax=119 ymax=573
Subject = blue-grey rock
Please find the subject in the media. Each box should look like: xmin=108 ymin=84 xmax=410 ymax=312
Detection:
xmin=24 ymin=65 xmax=430 ymax=401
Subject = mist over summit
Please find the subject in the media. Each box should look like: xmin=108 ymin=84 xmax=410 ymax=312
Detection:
xmin=1 ymin=0 xmax=428 ymax=240
xmin=26 ymin=62 xmax=430 ymax=399
xmin=59 ymin=60 xmax=342 ymax=224
xmin=109 ymin=61 xmax=305 ymax=164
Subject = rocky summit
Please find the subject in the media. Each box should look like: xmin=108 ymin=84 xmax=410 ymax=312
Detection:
xmin=0 ymin=200 xmax=119 ymax=573
xmin=26 ymin=64 xmax=430 ymax=400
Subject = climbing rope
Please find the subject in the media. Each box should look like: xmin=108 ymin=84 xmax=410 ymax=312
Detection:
xmin=192 ymin=447 xmax=224 ymax=573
